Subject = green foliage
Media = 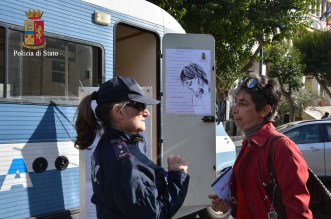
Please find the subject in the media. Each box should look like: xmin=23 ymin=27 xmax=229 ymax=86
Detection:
xmin=147 ymin=0 xmax=187 ymax=22
xmin=147 ymin=0 xmax=313 ymax=100
xmin=293 ymin=30 xmax=331 ymax=85
xmin=264 ymin=41 xmax=305 ymax=93
xmin=277 ymin=86 xmax=318 ymax=122
xmin=181 ymin=0 xmax=311 ymax=99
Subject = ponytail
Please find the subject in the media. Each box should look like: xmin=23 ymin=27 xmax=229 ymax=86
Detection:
xmin=74 ymin=94 xmax=101 ymax=150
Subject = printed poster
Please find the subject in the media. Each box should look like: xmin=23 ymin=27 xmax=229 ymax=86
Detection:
xmin=165 ymin=49 xmax=212 ymax=115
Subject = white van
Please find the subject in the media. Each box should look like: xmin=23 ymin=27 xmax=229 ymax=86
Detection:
xmin=216 ymin=124 xmax=236 ymax=174
xmin=0 ymin=0 xmax=236 ymax=218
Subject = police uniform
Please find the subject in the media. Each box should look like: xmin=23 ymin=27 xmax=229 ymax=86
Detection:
xmin=91 ymin=128 xmax=190 ymax=219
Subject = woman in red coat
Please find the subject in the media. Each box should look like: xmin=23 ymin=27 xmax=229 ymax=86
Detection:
xmin=209 ymin=74 xmax=312 ymax=219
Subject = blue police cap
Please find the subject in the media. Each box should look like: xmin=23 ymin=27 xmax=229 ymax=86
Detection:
xmin=94 ymin=76 xmax=160 ymax=105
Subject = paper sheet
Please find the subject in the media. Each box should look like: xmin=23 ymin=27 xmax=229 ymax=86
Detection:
xmin=165 ymin=49 xmax=212 ymax=115
xmin=211 ymin=166 xmax=232 ymax=200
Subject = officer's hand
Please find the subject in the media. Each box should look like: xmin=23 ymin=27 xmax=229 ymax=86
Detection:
xmin=167 ymin=155 xmax=188 ymax=173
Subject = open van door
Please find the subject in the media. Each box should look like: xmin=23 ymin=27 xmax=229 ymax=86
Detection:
xmin=161 ymin=33 xmax=216 ymax=218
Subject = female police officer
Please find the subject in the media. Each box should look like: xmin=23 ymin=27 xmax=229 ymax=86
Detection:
xmin=75 ymin=76 xmax=190 ymax=219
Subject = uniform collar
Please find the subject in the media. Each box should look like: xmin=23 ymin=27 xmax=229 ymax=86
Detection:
xmin=106 ymin=128 xmax=143 ymax=144
xmin=244 ymin=122 xmax=275 ymax=147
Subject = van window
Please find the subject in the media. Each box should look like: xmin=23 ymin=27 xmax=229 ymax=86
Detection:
xmin=2 ymin=28 xmax=101 ymax=105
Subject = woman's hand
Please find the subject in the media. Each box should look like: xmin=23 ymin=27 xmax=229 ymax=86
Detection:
xmin=208 ymin=194 xmax=229 ymax=212
xmin=167 ymin=155 xmax=188 ymax=173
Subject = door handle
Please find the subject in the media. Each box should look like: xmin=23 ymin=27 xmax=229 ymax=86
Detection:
xmin=308 ymin=147 xmax=319 ymax=152
xmin=201 ymin=116 xmax=215 ymax=122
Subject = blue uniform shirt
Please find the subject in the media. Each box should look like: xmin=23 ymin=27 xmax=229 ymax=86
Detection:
xmin=91 ymin=128 xmax=190 ymax=219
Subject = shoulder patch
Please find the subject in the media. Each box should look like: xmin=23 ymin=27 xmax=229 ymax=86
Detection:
xmin=112 ymin=141 xmax=132 ymax=160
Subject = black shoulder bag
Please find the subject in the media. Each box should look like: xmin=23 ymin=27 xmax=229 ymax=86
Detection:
xmin=266 ymin=136 xmax=331 ymax=219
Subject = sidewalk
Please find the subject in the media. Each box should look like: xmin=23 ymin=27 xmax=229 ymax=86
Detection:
xmin=303 ymin=106 xmax=331 ymax=120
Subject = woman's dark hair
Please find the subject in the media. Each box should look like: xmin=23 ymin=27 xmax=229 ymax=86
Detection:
xmin=180 ymin=63 xmax=209 ymax=85
xmin=233 ymin=74 xmax=282 ymax=122
xmin=74 ymin=94 xmax=116 ymax=150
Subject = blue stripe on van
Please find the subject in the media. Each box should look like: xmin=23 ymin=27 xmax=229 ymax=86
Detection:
xmin=0 ymin=168 xmax=79 ymax=219
xmin=0 ymin=103 xmax=76 ymax=144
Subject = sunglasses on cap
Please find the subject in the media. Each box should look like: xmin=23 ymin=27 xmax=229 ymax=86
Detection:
xmin=125 ymin=101 xmax=147 ymax=111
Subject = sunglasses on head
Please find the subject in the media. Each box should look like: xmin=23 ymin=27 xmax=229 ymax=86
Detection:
xmin=125 ymin=101 xmax=147 ymax=111
xmin=241 ymin=77 xmax=259 ymax=89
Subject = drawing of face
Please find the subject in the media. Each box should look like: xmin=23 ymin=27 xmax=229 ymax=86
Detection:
xmin=184 ymin=77 xmax=200 ymax=93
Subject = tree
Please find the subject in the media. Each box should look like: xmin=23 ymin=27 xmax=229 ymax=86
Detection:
xmin=147 ymin=0 xmax=314 ymax=100
xmin=276 ymin=86 xmax=318 ymax=125
xmin=264 ymin=41 xmax=305 ymax=122
xmin=293 ymin=30 xmax=331 ymax=99
xmin=147 ymin=0 xmax=186 ymax=22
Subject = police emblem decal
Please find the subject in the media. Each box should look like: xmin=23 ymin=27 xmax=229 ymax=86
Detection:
xmin=23 ymin=10 xmax=46 ymax=49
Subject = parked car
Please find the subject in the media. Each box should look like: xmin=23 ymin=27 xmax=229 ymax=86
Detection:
xmin=232 ymin=121 xmax=305 ymax=149
xmin=232 ymin=120 xmax=331 ymax=180
xmin=275 ymin=120 xmax=308 ymax=132
xmin=277 ymin=120 xmax=331 ymax=180
xmin=322 ymin=116 xmax=331 ymax=120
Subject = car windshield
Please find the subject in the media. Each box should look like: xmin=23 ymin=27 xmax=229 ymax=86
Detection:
xmin=275 ymin=121 xmax=308 ymax=132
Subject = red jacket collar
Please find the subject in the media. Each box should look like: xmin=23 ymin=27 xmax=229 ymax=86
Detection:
xmin=243 ymin=122 xmax=275 ymax=148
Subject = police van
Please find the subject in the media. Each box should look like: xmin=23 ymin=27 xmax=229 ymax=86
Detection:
xmin=0 ymin=0 xmax=235 ymax=218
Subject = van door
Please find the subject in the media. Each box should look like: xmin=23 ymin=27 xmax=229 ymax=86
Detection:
xmin=115 ymin=23 xmax=160 ymax=163
xmin=161 ymin=33 xmax=216 ymax=217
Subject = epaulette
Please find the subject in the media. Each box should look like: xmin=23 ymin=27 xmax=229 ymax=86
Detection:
xmin=133 ymin=136 xmax=143 ymax=142
xmin=112 ymin=140 xmax=131 ymax=160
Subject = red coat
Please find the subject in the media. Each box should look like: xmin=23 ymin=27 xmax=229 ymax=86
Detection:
xmin=230 ymin=122 xmax=312 ymax=219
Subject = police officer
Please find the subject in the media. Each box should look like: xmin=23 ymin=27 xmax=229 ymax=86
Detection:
xmin=75 ymin=76 xmax=190 ymax=219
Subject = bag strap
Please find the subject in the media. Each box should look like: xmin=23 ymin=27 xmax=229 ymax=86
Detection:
xmin=269 ymin=136 xmax=331 ymax=218
xmin=267 ymin=135 xmax=286 ymax=218
xmin=267 ymin=136 xmax=284 ymax=182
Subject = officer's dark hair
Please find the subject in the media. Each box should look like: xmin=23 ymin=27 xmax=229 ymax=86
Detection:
xmin=232 ymin=74 xmax=281 ymax=122
xmin=74 ymin=94 xmax=121 ymax=150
